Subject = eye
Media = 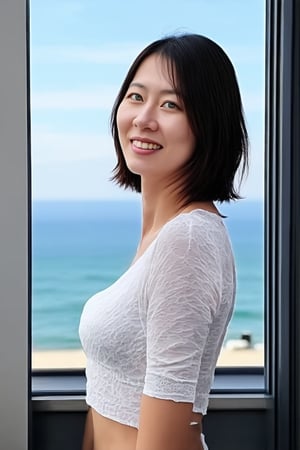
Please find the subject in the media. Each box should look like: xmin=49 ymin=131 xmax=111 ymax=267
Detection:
xmin=162 ymin=101 xmax=179 ymax=110
xmin=128 ymin=93 xmax=143 ymax=102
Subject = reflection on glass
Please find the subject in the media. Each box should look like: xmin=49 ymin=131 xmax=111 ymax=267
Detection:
xmin=31 ymin=0 xmax=265 ymax=369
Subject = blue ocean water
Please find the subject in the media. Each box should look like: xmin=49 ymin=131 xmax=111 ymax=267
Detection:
xmin=32 ymin=200 xmax=264 ymax=350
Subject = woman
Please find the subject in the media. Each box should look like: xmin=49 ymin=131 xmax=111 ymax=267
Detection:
xmin=79 ymin=33 xmax=248 ymax=450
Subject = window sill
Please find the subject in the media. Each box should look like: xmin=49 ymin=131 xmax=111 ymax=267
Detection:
xmin=32 ymin=367 xmax=270 ymax=412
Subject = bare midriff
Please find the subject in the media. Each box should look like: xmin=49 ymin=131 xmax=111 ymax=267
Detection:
xmin=91 ymin=408 xmax=204 ymax=450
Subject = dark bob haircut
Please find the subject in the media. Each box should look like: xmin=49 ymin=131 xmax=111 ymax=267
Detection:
xmin=110 ymin=33 xmax=249 ymax=203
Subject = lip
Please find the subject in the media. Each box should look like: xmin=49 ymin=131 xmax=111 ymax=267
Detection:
xmin=130 ymin=142 xmax=158 ymax=155
xmin=129 ymin=136 xmax=163 ymax=155
xmin=130 ymin=136 xmax=162 ymax=147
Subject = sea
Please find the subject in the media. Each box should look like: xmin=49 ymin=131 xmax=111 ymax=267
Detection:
xmin=32 ymin=199 xmax=264 ymax=350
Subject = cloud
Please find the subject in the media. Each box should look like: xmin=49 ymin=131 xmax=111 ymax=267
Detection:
xmin=31 ymin=87 xmax=118 ymax=110
xmin=32 ymin=41 xmax=263 ymax=66
xmin=31 ymin=87 xmax=264 ymax=114
xmin=32 ymin=129 xmax=115 ymax=164
xmin=31 ymin=158 xmax=139 ymax=201
xmin=31 ymin=42 xmax=146 ymax=65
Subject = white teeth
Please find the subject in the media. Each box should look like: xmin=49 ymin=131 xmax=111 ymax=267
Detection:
xmin=132 ymin=140 xmax=161 ymax=150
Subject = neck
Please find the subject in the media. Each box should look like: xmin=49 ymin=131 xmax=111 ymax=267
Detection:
xmin=141 ymin=197 xmax=182 ymax=238
xmin=139 ymin=178 xmax=217 ymax=239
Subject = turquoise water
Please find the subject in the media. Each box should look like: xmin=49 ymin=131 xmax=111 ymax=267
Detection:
xmin=32 ymin=200 xmax=264 ymax=350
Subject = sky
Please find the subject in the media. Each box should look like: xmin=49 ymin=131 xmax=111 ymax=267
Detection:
xmin=30 ymin=0 xmax=265 ymax=201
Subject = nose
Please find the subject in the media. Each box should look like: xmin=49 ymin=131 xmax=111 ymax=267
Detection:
xmin=132 ymin=106 xmax=158 ymax=131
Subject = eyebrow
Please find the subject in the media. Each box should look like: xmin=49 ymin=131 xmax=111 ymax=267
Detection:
xmin=129 ymin=82 xmax=180 ymax=97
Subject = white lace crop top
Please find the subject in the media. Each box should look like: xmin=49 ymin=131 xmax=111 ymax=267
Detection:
xmin=79 ymin=209 xmax=236 ymax=428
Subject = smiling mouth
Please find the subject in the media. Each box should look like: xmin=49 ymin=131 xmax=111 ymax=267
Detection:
xmin=131 ymin=139 xmax=162 ymax=150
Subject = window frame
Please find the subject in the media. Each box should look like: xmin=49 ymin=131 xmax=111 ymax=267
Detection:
xmin=265 ymin=0 xmax=300 ymax=448
xmin=0 ymin=0 xmax=299 ymax=448
xmin=29 ymin=0 xmax=269 ymax=421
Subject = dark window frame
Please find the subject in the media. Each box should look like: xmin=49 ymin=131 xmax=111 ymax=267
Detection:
xmin=265 ymin=0 xmax=300 ymax=448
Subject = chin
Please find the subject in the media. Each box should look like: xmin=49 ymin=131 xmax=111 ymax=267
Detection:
xmin=124 ymin=161 xmax=149 ymax=177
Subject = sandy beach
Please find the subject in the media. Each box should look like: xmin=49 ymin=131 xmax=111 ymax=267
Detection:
xmin=32 ymin=347 xmax=264 ymax=369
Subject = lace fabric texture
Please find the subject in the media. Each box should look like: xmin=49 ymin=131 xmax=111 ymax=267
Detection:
xmin=79 ymin=209 xmax=235 ymax=429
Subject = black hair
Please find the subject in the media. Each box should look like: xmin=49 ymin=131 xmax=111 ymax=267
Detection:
xmin=110 ymin=33 xmax=248 ymax=203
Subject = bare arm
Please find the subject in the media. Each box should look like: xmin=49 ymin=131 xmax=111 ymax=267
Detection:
xmin=136 ymin=395 xmax=196 ymax=450
xmin=136 ymin=222 xmax=221 ymax=450
xmin=81 ymin=407 xmax=94 ymax=450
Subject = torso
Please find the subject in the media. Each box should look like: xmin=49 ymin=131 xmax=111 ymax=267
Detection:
xmin=80 ymin=203 xmax=233 ymax=450
xmin=91 ymin=408 xmax=204 ymax=450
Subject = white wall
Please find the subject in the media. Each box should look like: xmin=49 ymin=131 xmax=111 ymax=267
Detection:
xmin=0 ymin=1 xmax=30 ymax=448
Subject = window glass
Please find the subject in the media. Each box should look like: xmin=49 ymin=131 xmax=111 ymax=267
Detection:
xmin=31 ymin=0 xmax=265 ymax=369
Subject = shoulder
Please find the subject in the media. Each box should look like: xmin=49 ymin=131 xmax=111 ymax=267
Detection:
xmin=156 ymin=210 xmax=227 ymax=254
xmin=145 ymin=211 xmax=231 ymax=279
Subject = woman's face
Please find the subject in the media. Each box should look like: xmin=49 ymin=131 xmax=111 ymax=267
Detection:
xmin=116 ymin=54 xmax=195 ymax=185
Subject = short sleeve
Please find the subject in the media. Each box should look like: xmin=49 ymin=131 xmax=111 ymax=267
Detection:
xmin=143 ymin=216 xmax=223 ymax=403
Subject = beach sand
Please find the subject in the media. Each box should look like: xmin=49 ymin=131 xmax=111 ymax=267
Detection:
xmin=32 ymin=347 xmax=264 ymax=369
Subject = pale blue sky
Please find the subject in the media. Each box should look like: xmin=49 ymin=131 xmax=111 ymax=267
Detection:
xmin=30 ymin=0 xmax=265 ymax=200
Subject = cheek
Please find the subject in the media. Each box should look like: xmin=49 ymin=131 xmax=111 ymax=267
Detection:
xmin=176 ymin=124 xmax=196 ymax=154
xmin=116 ymin=104 xmax=131 ymax=137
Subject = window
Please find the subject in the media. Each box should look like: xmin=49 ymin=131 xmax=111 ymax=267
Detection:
xmin=30 ymin=0 xmax=265 ymax=370
xmin=1 ymin=0 xmax=300 ymax=449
